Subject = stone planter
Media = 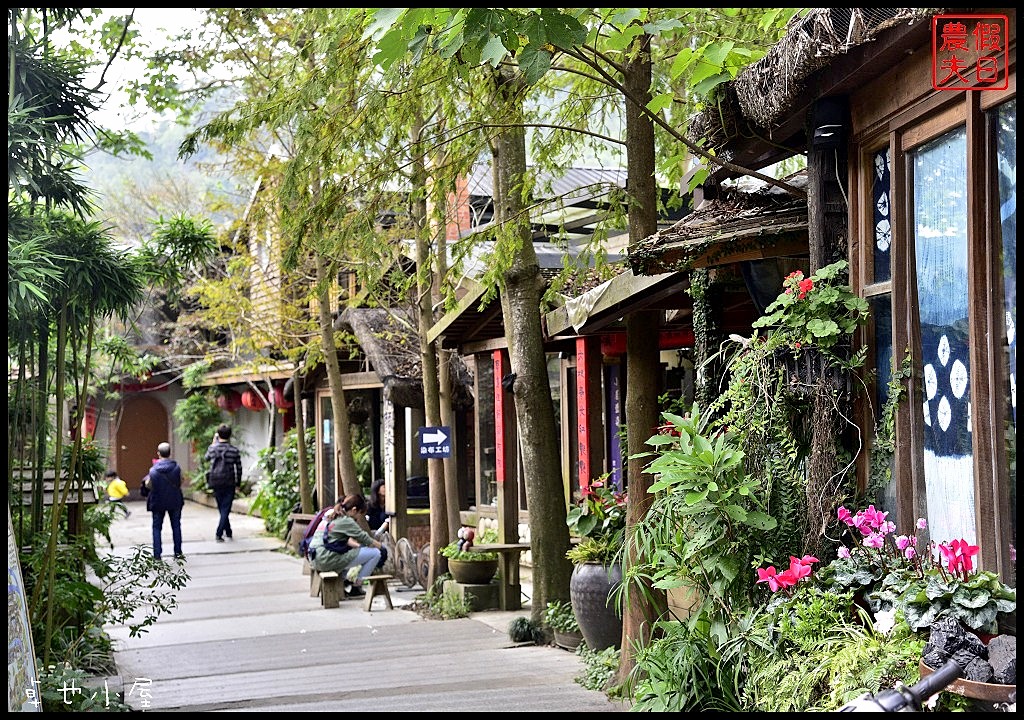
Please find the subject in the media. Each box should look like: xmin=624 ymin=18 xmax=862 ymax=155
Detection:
xmin=448 ymin=558 xmax=498 ymax=585
xmin=570 ymin=562 xmax=623 ymax=652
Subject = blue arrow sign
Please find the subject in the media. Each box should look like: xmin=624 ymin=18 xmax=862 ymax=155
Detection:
xmin=418 ymin=426 xmax=451 ymax=458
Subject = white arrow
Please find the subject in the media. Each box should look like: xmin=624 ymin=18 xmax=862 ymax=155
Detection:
xmin=422 ymin=428 xmax=448 ymax=445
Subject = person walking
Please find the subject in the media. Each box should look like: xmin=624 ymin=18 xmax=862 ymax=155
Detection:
xmin=205 ymin=423 xmax=242 ymax=542
xmin=147 ymin=441 xmax=185 ymax=560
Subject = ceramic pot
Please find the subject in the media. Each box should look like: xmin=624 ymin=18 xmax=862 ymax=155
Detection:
xmin=553 ymin=628 xmax=584 ymax=651
xmin=448 ymin=557 xmax=498 ymax=585
xmin=570 ymin=562 xmax=623 ymax=651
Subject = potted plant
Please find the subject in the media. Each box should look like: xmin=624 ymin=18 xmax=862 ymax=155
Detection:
xmin=565 ymin=475 xmax=626 ymax=652
xmin=440 ymin=539 xmax=499 ymax=585
xmin=750 ymin=259 xmax=870 ymax=394
xmin=544 ymin=599 xmax=583 ymax=651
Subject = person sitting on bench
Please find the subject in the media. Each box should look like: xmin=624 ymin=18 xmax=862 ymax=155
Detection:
xmin=307 ymin=494 xmax=384 ymax=597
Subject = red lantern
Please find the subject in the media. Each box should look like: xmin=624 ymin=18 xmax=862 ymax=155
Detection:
xmin=216 ymin=390 xmax=242 ymax=412
xmin=273 ymin=383 xmax=294 ymax=409
xmin=241 ymin=388 xmax=267 ymax=411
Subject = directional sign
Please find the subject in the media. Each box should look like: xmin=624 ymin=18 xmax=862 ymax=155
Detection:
xmin=418 ymin=426 xmax=451 ymax=458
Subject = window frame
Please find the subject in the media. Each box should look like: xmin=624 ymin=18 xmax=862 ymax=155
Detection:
xmin=851 ymin=80 xmax=1016 ymax=580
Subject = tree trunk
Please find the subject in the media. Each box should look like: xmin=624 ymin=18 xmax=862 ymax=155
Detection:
xmin=492 ymin=67 xmax=573 ymax=624
xmin=412 ymin=114 xmax=450 ymax=589
xmin=618 ymin=31 xmax=668 ymax=685
xmin=315 ymin=255 xmax=359 ymax=505
xmin=292 ymin=371 xmax=314 ymax=513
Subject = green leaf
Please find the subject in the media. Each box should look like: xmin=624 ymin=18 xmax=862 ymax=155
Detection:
xmin=685 ymin=488 xmax=709 ymax=505
xmin=519 ymin=44 xmax=552 ymax=84
xmin=539 ymin=8 xmax=587 ymax=49
xmin=692 ymin=73 xmax=730 ymax=98
xmin=743 ymin=511 xmax=777 ymax=530
xmin=670 ymin=48 xmax=696 ymax=81
xmin=646 ymin=93 xmax=673 ymax=115
xmin=723 ymin=504 xmax=748 ymax=522
xmin=606 ymin=24 xmax=644 ymax=51
xmin=479 ymin=35 xmax=508 ymax=67
xmin=364 ymin=8 xmax=405 ymax=42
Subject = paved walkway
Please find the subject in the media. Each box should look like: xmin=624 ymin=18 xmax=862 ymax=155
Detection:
xmin=103 ymin=499 xmax=626 ymax=712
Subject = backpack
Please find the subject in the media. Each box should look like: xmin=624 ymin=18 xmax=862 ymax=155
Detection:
xmin=299 ymin=507 xmax=333 ymax=561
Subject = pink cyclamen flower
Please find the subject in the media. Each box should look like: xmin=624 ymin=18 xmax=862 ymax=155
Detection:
xmin=838 ymin=546 xmax=851 ymax=559
xmin=837 ymin=507 xmax=853 ymax=525
xmin=787 ymin=556 xmax=813 ymax=582
xmin=863 ymin=533 xmax=884 ymax=549
xmin=756 ymin=566 xmax=782 ymax=592
xmin=896 ymin=535 xmax=911 ymax=551
xmin=776 ymin=569 xmax=799 ymax=588
xmin=917 ymin=518 xmax=928 ymax=530
xmin=904 ymin=547 xmax=916 ymax=561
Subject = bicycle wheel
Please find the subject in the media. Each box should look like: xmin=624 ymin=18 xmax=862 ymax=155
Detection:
xmin=415 ymin=542 xmax=432 ymax=590
xmin=395 ymin=537 xmax=418 ymax=588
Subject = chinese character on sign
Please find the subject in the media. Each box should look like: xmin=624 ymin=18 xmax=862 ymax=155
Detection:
xmin=25 ymin=680 xmax=42 ymax=709
xmin=91 ymin=679 xmax=112 ymax=708
xmin=932 ymin=14 xmax=1008 ymax=90
xmin=128 ymin=678 xmax=153 ymax=708
xmin=60 ymin=678 xmax=83 ymax=704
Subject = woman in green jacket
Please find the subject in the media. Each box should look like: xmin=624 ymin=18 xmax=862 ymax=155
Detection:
xmin=308 ymin=494 xmax=383 ymax=597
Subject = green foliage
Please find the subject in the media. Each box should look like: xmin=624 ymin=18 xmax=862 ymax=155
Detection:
xmin=249 ymin=428 xmax=315 ymax=537
xmin=508 ymin=615 xmax=543 ymax=643
xmin=751 ymin=260 xmax=870 ymax=354
xmin=575 ymin=644 xmax=621 ymax=693
xmin=172 ymin=390 xmax=223 ymax=481
xmin=19 ymin=506 xmax=188 ymax=699
xmin=628 ymin=618 xmax=745 ymax=712
xmin=36 ymin=662 xmax=133 ymax=712
xmin=440 ymin=528 xmax=499 ymax=565
xmin=629 ymin=406 xmax=777 ymax=638
xmin=565 ymin=474 xmax=627 ymax=565
xmin=742 ymin=585 xmax=924 ymax=711
xmin=419 ymin=582 xmax=473 ymax=620
xmin=866 ymin=351 xmax=913 ymax=503
xmin=543 ymin=599 xmax=579 ymax=633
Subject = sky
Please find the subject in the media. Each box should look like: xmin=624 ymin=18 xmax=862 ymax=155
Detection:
xmin=88 ymin=8 xmax=205 ymax=131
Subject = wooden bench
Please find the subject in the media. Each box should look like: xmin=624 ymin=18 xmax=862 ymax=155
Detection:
xmin=471 ymin=543 xmax=530 ymax=611
xmin=362 ymin=574 xmax=394 ymax=612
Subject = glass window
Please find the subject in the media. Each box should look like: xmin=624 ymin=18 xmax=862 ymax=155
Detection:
xmin=869 ymin=294 xmax=896 ymax=514
xmin=911 ymin=126 xmax=974 ymax=545
xmin=994 ymin=99 xmax=1016 ymax=579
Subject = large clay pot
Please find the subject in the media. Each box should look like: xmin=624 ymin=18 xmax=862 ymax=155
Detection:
xmin=570 ymin=562 xmax=623 ymax=651
xmin=448 ymin=558 xmax=498 ymax=585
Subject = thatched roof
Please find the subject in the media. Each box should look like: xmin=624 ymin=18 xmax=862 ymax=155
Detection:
xmin=629 ymin=172 xmax=808 ymax=276
xmin=689 ymin=8 xmax=936 ymax=164
xmin=338 ymin=306 xmax=474 ymax=409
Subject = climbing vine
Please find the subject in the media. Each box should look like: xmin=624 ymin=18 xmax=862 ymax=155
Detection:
xmin=866 ymin=350 xmax=913 ymax=504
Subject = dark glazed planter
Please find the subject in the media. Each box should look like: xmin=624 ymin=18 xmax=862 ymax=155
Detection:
xmin=570 ymin=562 xmax=623 ymax=652
xmin=448 ymin=558 xmax=498 ymax=585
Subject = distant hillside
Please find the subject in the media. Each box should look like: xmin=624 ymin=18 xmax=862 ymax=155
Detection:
xmin=81 ymin=118 xmax=248 ymax=246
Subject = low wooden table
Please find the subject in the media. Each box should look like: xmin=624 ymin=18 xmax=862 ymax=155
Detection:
xmin=471 ymin=543 xmax=530 ymax=611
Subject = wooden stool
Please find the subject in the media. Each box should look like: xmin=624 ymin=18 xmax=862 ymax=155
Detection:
xmin=362 ymin=574 xmax=394 ymax=611
xmin=318 ymin=571 xmax=344 ymax=608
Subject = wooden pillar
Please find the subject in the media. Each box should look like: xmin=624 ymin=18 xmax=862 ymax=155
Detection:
xmin=382 ymin=399 xmax=409 ymax=539
xmin=474 ymin=353 xmax=497 ymax=507
xmin=493 ymin=349 xmax=518 ymax=544
xmin=576 ymin=336 xmax=605 ymax=491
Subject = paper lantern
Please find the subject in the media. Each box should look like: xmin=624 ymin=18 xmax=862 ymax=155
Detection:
xmin=273 ymin=383 xmax=294 ymax=409
xmin=216 ymin=390 xmax=242 ymax=412
xmin=241 ymin=388 xmax=267 ymax=411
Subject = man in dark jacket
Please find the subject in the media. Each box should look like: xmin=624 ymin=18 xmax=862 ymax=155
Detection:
xmin=147 ymin=441 xmax=185 ymax=560
xmin=205 ymin=424 xmax=242 ymax=542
